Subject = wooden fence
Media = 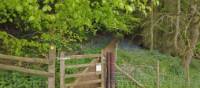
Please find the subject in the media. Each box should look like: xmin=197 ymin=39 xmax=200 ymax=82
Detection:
xmin=0 ymin=38 xmax=146 ymax=88
xmin=59 ymin=52 xmax=106 ymax=88
xmin=0 ymin=46 xmax=56 ymax=88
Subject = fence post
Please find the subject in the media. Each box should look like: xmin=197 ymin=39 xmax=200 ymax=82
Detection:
xmin=48 ymin=46 xmax=56 ymax=88
xmin=101 ymin=50 xmax=106 ymax=88
xmin=106 ymin=52 xmax=111 ymax=88
xmin=60 ymin=52 xmax=65 ymax=88
xmin=156 ymin=60 xmax=160 ymax=88
xmin=110 ymin=52 xmax=115 ymax=88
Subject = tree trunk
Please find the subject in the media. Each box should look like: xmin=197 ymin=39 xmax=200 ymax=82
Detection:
xmin=182 ymin=0 xmax=200 ymax=85
xmin=150 ymin=1 xmax=154 ymax=51
xmin=182 ymin=22 xmax=199 ymax=86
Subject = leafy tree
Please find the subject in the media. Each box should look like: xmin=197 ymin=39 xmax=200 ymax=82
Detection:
xmin=0 ymin=0 xmax=158 ymax=56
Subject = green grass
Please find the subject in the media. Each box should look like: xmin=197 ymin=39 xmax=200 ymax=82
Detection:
xmin=0 ymin=71 xmax=47 ymax=88
xmin=116 ymin=48 xmax=200 ymax=88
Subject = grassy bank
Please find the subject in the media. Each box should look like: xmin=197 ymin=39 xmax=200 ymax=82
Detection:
xmin=116 ymin=48 xmax=200 ymax=88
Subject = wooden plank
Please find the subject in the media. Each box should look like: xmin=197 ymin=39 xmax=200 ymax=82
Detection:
xmin=66 ymin=79 xmax=101 ymax=87
xmin=60 ymin=52 xmax=65 ymax=88
xmin=0 ymin=64 xmax=52 ymax=77
xmin=0 ymin=54 xmax=49 ymax=64
xmin=66 ymin=63 xmax=99 ymax=68
xmin=65 ymin=72 xmax=101 ymax=78
xmin=115 ymin=64 xmax=145 ymax=88
xmin=48 ymin=46 xmax=56 ymax=88
xmin=60 ymin=54 xmax=101 ymax=60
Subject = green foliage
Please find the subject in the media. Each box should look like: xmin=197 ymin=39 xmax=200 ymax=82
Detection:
xmin=0 ymin=0 xmax=158 ymax=55
xmin=195 ymin=42 xmax=200 ymax=55
xmin=0 ymin=71 xmax=47 ymax=88
xmin=0 ymin=31 xmax=49 ymax=56
xmin=0 ymin=1 xmax=157 ymax=87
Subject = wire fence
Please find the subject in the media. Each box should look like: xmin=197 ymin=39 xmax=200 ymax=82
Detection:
xmin=115 ymin=71 xmax=138 ymax=88
xmin=114 ymin=61 xmax=200 ymax=88
xmin=114 ymin=63 xmax=156 ymax=88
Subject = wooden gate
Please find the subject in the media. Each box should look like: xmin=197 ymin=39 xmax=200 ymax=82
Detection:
xmin=60 ymin=52 xmax=106 ymax=88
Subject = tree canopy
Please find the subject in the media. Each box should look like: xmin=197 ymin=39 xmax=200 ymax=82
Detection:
xmin=0 ymin=0 xmax=158 ymax=56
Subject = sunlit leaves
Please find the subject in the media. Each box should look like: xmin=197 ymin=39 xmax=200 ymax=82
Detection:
xmin=42 ymin=5 xmax=52 ymax=12
xmin=28 ymin=16 xmax=35 ymax=21
xmin=16 ymin=5 xmax=23 ymax=12
xmin=125 ymin=5 xmax=134 ymax=12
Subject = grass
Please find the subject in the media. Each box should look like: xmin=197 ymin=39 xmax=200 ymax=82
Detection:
xmin=116 ymin=48 xmax=200 ymax=88
xmin=0 ymin=71 xmax=47 ymax=88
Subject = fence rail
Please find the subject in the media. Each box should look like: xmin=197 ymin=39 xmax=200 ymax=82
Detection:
xmin=66 ymin=79 xmax=102 ymax=87
xmin=0 ymin=64 xmax=53 ymax=77
xmin=60 ymin=54 xmax=101 ymax=60
xmin=66 ymin=63 xmax=100 ymax=68
xmin=0 ymin=54 xmax=49 ymax=64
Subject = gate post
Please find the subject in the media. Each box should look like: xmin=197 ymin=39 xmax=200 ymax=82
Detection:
xmin=106 ymin=52 xmax=116 ymax=88
xmin=110 ymin=52 xmax=115 ymax=88
xmin=101 ymin=50 xmax=106 ymax=88
xmin=60 ymin=52 xmax=65 ymax=88
xmin=106 ymin=52 xmax=111 ymax=88
xmin=48 ymin=46 xmax=56 ymax=88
